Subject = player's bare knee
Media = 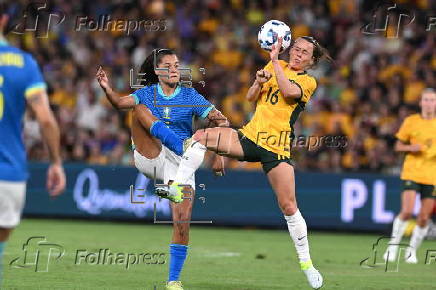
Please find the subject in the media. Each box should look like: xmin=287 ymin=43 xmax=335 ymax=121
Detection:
xmin=279 ymin=202 xmax=298 ymax=216
xmin=400 ymin=211 xmax=413 ymax=220
xmin=417 ymin=214 xmax=430 ymax=227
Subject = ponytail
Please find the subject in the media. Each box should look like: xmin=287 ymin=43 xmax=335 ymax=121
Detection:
xmin=300 ymin=36 xmax=334 ymax=66
xmin=139 ymin=48 xmax=176 ymax=86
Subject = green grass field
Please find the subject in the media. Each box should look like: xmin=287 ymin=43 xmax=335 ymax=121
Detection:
xmin=2 ymin=219 xmax=435 ymax=290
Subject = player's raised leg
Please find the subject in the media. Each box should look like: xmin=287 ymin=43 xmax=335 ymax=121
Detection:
xmin=131 ymin=108 xmax=184 ymax=203
xmin=172 ymin=127 xmax=243 ymax=184
xmin=134 ymin=105 xmax=185 ymax=157
xmin=384 ymin=189 xmax=416 ymax=262
xmin=405 ymin=196 xmax=435 ymax=263
xmin=266 ymin=162 xmax=323 ymax=289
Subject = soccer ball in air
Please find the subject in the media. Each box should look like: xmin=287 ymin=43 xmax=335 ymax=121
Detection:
xmin=258 ymin=20 xmax=292 ymax=54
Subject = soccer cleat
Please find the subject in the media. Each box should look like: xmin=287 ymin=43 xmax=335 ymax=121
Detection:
xmin=166 ymin=281 xmax=183 ymax=290
xmin=383 ymin=245 xmax=398 ymax=263
xmin=404 ymin=248 xmax=418 ymax=264
xmin=301 ymin=260 xmax=323 ymax=289
xmin=155 ymin=183 xmax=184 ymax=203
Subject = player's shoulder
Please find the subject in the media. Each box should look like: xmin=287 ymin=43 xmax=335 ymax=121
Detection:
xmin=404 ymin=113 xmax=421 ymax=122
xmin=296 ymin=71 xmax=317 ymax=88
xmin=0 ymin=45 xmax=36 ymax=64
xmin=133 ymin=84 xmax=154 ymax=96
xmin=179 ymin=85 xmax=201 ymax=96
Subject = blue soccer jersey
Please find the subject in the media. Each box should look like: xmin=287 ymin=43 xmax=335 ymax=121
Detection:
xmin=0 ymin=39 xmax=47 ymax=181
xmin=131 ymin=83 xmax=214 ymax=141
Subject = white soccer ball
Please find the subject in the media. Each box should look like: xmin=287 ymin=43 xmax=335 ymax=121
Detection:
xmin=258 ymin=20 xmax=292 ymax=54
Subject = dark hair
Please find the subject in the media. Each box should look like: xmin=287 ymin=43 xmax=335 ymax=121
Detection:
xmin=139 ymin=48 xmax=176 ymax=86
xmin=299 ymin=36 xmax=333 ymax=66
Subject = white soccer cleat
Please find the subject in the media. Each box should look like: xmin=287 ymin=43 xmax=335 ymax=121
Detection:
xmin=383 ymin=245 xmax=398 ymax=262
xmin=303 ymin=266 xmax=323 ymax=289
xmin=404 ymin=248 xmax=418 ymax=264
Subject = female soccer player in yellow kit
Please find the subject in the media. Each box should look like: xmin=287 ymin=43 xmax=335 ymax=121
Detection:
xmin=159 ymin=36 xmax=332 ymax=289
xmin=384 ymin=88 xmax=436 ymax=264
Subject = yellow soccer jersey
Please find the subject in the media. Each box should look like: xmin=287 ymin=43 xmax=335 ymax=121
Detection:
xmin=240 ymin=60 xmax=317 ymax=157
xmin=396 ymin=114 xmax=436 ymax=185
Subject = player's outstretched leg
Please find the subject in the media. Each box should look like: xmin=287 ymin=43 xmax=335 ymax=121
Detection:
xmin=405 ymin=197 xmax=434 ymax=264
xmin=384 ymin=190 xmax=415 ymax=262
xmin=156 ymin=127 xmax=243 ymax=196
xmin=267 ymin=163 xmax=323 ymax=289
xmin=134 ymin=105 xmax=184 ymax=156
xmin=132 ymin=108 xmax=184 ymax=203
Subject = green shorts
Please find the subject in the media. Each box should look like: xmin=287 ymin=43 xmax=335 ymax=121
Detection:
xmin=237 ymin=130 xmax=295 ymax=174
xmin=402 ymin=180 xmax=436 ymax=199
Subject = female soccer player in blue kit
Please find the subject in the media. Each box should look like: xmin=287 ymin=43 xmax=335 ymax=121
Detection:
xmin=96 ymin=48 xmax=227 ymax=290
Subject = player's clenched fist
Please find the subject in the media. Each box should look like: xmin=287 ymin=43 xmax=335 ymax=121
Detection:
xmin=255 ymin=69 xmax=271 ymax=85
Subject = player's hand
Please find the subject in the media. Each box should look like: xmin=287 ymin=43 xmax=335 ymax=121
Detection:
xmin=96 ymin=66 xmax=111 ymax=92
xmin=270 ymin=36 xmax=283 ymax=61
xmin=212 ymin=155 xmax=225 ymax=177
xmin=47 ymin=163 xmax=66 ymax=197
xmin=409 ymin=144 xmax=422 ymax=153
xmin=255 ymin=69 xmax=271 ymax=85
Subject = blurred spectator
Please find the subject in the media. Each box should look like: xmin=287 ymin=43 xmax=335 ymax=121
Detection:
xmin=6 ymin=0 xmax=433 ymax=174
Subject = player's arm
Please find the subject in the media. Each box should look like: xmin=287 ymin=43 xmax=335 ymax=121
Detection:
xmin=27 ymin=91 xmax=65 ymax=196
xmin=96 ymin=66 xmax=135 ymax=110
xmin=394 ymin=118 xmax=422 ymax=153
xmin=246 ymin=70 xmax=271 ymax=102
xmin=394 ymin=139 xmax=422 ymax=153
xmin=206 ymin=108 xmax=229 ymax=127
xmin=270 ymin=37 xmax=301 ymax=99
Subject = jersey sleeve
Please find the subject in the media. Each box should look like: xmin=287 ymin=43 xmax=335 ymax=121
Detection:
xmin=395 ymin=117 xmax=411 ymax=143
xmin=24 ymin=55 xmax=47 ymax=98
xmin=190 ymin=88 xmax=214 ymax=119
xmin=130 ymin=87 xmax=150 ymax=106
xmin=290 ymin=76 xmax=317 ymax=103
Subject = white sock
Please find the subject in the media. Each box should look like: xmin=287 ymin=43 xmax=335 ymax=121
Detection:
xmin=409 ymin=224 xmax=429 ymax=250
xmin=174 ymin=141 xmax=207 ymax=184
xmin=389 ymin=216 xmax=408 ymax=244
xmin=284 ymin=209 xmax=311 ymax=263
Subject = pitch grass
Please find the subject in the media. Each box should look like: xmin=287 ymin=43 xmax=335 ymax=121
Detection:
xmin=2 ymin=219 xmax=435 ymax=290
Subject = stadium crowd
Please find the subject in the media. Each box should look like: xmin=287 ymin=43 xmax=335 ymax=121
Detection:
xmin=6 ymin=0 xmax=435 ymax=174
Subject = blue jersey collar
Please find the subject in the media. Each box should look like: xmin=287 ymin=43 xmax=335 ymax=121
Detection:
xmin=157 ymin=83 xmax=181 ymax=99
